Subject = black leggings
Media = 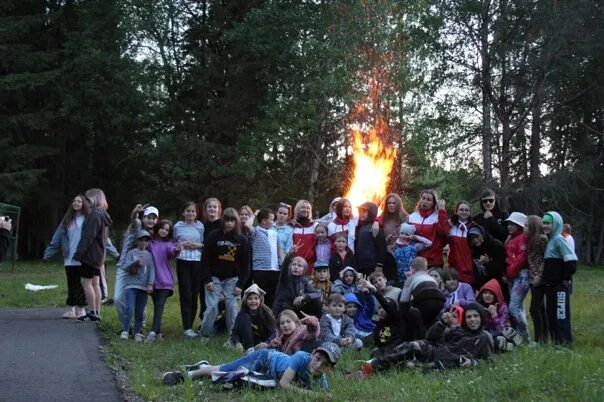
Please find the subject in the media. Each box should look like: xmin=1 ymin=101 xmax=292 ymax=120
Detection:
xmin=65 ymin=266 xmax=86 ymax=307
xmin=529 ymin=285 xmax=548 ymax=343
xmin=176 ymin=259 xmax=202 ymax=330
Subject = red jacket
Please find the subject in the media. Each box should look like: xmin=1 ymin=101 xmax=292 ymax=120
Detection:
xmin=290 ymin=220 xmax=318 ymax=274
xmin=505 ymin=232 xmax=528 ymax=280
xmin=408 ymin=208 xmax=449 ymax=267
xmin=447 ymin=222 xmax=475 ymax=284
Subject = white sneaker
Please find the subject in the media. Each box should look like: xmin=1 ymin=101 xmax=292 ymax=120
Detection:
xmin=120 ymin=331 xmax=129 ymax=340
xmin=183 ymin=329 xmax=199 ymax=338
xmin=134 ymin=333 xmax=144 ymax=342
xmin=146 ymin=331 xmax=157 ymax=342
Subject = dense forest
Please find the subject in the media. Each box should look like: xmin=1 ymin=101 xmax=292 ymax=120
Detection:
xmin=1 ymin=0 xmax=602 ymax=263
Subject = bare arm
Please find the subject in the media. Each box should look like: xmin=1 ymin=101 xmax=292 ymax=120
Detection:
xmin=279 ymin=369 xmax=330 ymax=398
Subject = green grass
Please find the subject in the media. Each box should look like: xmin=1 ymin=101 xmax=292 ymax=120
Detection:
xmin=2 ymin=261 xmax=604 ymax=401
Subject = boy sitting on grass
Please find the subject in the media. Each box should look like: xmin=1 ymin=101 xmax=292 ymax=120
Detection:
xmin=162 ymin=342 xmax=341 ymax=398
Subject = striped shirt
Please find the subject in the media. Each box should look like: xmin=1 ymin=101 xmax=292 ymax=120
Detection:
xmin=251 ymin=226 xmax=278 ymax=271
xmin=173 ymin=220 xmax=204 ymax=261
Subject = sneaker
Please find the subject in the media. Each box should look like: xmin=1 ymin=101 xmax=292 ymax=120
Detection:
xmin=184 ymin=360 xmax=209 ymax=372
xmin=134 ymin=333 xmax=144 ymax=342
xmin=502 ymin=327 xmax=523 ymax=346
xmin=76 ymin=313 xmax=100 ymax=323
xmin=101 ymin=297 xmax=114 ymax=305
xmin=120 ymin=331 xmax=129 ymax=340
xmin=353 ymin=338 xmax=363 ymax=350
xmin=146 ymin=331 xmax=157 ymax=343
xmin=200 ymin=336 xmax=210 ymax=344
xmin=183 ymin=329 xmax=199 ymax=338
xmin=162 ymin=371 xmax=185 ymax=386
xmin=62 ymin=309 xmax=76 ymax=319
xmin=77 ymin=308 xmax=87 ymax=317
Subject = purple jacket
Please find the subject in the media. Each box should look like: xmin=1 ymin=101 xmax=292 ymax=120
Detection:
xmin=148 ymin=239 xmax=178 ymax=291
xmin=443 ymin=282 xmax=476 ymax=310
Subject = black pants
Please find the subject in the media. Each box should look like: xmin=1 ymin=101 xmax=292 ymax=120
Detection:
xmin=529 ymin=285 xmax=549 ymax=343
xmin=413 ymin=298 xmax=445 ymax=327
xmin=151 ymin=289 xmax=172 ymax=333
xmin=176 ymin=259 xmax=202 ymax=330
xmin=252 ymin=270 xmax=280 ymax=308
xmin=65 ymin=266 xmax=86 ymax=307
xmin=545 ymin=283 xmax=572 ymax=347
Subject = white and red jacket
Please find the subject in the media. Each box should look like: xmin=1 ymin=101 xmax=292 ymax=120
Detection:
xmin=505 ymin=232 xmax=528 ymax=280
xmin=407 ymin=208 xmax=449 ymax=267
xmin=327 ymin=217 xmax=356 ymax=252
xmin=447 ymin=220 xmax=475 ymax=284
xmin=290 ymin=219 xmax=318 ymax=274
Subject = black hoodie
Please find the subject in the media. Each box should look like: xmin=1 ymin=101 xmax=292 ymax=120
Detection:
xmin=355 ymin=202 xmax=387 ymax=274
xmin=473 ymin=197 xmax=509 ymax=244
xmin=74 ymin=208 xmax=112 ymax=267
xmin=425 ymin=302 xmax=493 ymax=366
xmin=467 ymin=225 xmax=506 ymax=289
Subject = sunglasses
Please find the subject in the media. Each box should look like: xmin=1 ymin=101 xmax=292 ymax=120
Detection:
xmin=481 ymin=198 xmax=495 ymax=204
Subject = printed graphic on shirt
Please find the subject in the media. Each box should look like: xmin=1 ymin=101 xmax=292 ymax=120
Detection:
xmin=217 ymin=240 xmax=238 ymax=262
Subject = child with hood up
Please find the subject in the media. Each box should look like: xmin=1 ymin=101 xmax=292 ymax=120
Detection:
xmin=477 ymin=279 xmax=522 ymax=351
xmin=331 ymin=266 xmax=362 ymax=295
xmin=355 ymin=202 xmax=387 ymax=276
xmin=355 ymin=301 xmax=493 ymax=377
xmin=344 ymin=291 xmax=376 ymax=347
xmin=542 ymin=211 xmax=577 ymax=347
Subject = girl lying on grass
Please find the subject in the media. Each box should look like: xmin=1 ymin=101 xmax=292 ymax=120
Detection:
xmin=161 ymin=342 xmax=341 ymax=398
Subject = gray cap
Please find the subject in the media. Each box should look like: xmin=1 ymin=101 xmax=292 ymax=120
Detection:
xmin=315 ymin=341 xmax=341 ymax=364
xmin=135 ymin=229 xmax=151 ymax=240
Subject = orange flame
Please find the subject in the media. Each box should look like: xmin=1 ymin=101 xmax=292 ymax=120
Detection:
xmin=344 ymin=117 xmax=396 ymax=211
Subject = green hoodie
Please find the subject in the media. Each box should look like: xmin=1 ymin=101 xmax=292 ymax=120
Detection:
xmin=543 ymin=211 xmax=577 ymax=284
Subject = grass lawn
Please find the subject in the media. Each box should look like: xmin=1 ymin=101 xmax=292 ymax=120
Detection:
xmin=2 ymin=261 xmax=604 ymax=401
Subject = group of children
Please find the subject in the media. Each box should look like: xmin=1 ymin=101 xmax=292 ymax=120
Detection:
xmin=44 ymin=188 xmax=579 ymax=395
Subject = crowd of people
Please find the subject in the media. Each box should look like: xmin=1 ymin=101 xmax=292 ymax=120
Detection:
xmin=42 ymin=188 xmax=578 ymax=396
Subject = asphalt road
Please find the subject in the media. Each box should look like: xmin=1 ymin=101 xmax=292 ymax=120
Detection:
xmin=0 ymin=308 xmax=123 ymax=402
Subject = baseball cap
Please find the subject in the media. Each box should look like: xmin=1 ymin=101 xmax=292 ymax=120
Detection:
xmin=315 ymin=341 xmax=341 ymax=365
xmin=143 ymin=206 xmax=159 ymax=217
xmin=135 ymin=229 xmax=152 ymax=240
xmin=314 ymin=261 xmax=329 ymax=270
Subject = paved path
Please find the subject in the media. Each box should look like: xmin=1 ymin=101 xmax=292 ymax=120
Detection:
xmin=0 ymin=308 xmax=123 ymax=402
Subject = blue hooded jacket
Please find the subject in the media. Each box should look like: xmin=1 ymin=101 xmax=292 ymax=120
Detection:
xmin=543 ymin=211 xmax=577 ymax=284
xmin=344 ymin=292 xmax=375 ymax=333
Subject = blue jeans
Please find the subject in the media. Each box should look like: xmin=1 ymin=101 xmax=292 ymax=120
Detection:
xmin=508 ymin=269 xmax=529 ymax=340
xmin=122 ymin=288 xmax=148 ymax=334
xmin=201 ymin=276 xmax=240 ymax=337
xmin=219 ymin=348 xmax=276 ymax=374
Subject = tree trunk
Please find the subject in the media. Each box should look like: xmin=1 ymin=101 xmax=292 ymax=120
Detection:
xmin=479 ymin=7 xmax=492 ymax=186
xmin=528 ymin=85 xmax=543 ymax=213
